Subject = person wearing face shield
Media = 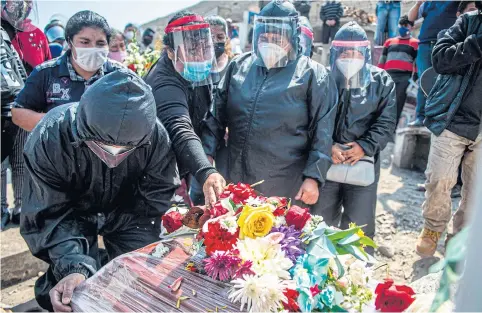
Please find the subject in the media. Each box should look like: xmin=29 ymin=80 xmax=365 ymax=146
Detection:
xmin=314 ymin=22 xmax=397 ymax=252
xmin=11 ymin=10 xmax=124 ymax=133
xmin=201 ymin=0 xmax=338 ymax=208
xmin=20 ymin=69 xmax=180 ymax=312
xmin=144 ymin=11 xmax=226 ymax=209
xmin=299 ymin=15 xmax=314 ymax=58
xmin=44 ymin=19 xmax=66 ymax=58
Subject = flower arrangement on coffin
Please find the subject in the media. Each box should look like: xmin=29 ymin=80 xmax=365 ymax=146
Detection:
xmin=162 ymin=182 xmax=391 ymax=312
xmin=124 ymin=41 xmax=160 ymax=77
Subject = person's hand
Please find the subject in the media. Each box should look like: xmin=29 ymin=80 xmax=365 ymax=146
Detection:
xmin=50 ymin=273 xmax=86 ymax=312
xmin=341 ymin=142 xmax=365 ymax=166
xmin=332 ymin=145 xmax=346 ymax=164
xmin=203 ymin=173 xmax=226 ymax=207
xmin=295 ymin=178 xmax=319 ymax=205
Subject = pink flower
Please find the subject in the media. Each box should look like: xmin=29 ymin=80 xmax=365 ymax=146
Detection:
xmin=203 ymin=251 xmax=241 ymax=281
xmin=233 ymin=260 xmax=255 ymax=279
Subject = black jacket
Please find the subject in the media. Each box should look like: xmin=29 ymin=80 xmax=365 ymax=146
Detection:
xmin=144 ymin=52 xmax=217 ymax=183
xmin=430 ymin=11 xmax=482 ymax=141
xmin=202 ymin=52 xmax=338 ymax=199
xmin=20 ymin=70 xmax=180 ymax=281
xmin=333 ymin=65 xmax=397 ymax=160
xmin=320 ymin=1 xmax=344 ymax=25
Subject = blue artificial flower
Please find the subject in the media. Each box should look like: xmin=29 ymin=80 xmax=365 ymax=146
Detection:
xmin=320 ymin=286 xmax=336 ymax=308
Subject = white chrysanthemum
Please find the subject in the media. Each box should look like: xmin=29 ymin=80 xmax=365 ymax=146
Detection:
xmin=220 ymin=215 xmax=238 ymax=235
xmin=274 ymin=216 xmax=286 ymax=228
xmin=229 ymin=274 xmax=289 ymax=312
xmin=245 ymin=197 xmax=267 ymax=207
xmin=235 ymin=237 xmax=293 ymax=279
xmin=302 ymin=214 xmax=324 ymax=235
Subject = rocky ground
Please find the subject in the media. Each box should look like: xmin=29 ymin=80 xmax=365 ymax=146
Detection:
xmin=1 ymin=143 xmax=455 ymax=308
xmin=372 ymin=143 xmax=457 ymax=285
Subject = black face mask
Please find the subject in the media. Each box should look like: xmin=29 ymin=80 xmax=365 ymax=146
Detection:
xmin=214 ymin=42 xmax=226 ymax=58
xmin=143 ymin=37 xmax=153 ymax=46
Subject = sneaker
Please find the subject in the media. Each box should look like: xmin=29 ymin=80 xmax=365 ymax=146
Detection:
xmin=408 ymin=118 xmax=424 ymax=128
xmin=416 ymin=228 xmax=441 ymax=257
xmin=1 ymin=211 xmax=10 ymax=231
xmin=451 ymin=184 xmax=462 ymax=198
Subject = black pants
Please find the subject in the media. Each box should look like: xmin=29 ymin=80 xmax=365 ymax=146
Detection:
xmin=322 ymin=24 xmax=340 ymax=44
xmin=313 ymin=167 xmax=380 ymax=255
xmin=391 ymin=73 xmax=411 ymax=127
xmin=35 ymin=213 xmax=161 ymax=311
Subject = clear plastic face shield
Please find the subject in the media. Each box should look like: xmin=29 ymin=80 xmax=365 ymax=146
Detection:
xmin=46 ymin=25 xmax=65 ymax=43
xmin=299 ymin=25 xmax=313 ymax=57
xmin=330 ymin=40 xmax=372 ymax=89
xmin=253 ymin=15 xmax=298 ymax=70
xmin=1 ymin=0 xmax=38 ymax=32
xmin=165 ymin=15 xmax=216 ymax=87
xmin=85 ymin=141 xmax=136 ymax=168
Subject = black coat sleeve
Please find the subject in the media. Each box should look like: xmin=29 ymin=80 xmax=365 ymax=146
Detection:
xmin=134 ymin=122 xmax=180 ymax=216
xmin=303 ymin=63 xmax=338 ymax=186
xmin=20 ymin=132 xmax=97 ymax=282
xmin=151 ymin=83 xmax=217 ymax=183
xmin=356 ymin=72 xmax=397 ymax=157
xmin=432 ymin=15 xmax=482 ymax=75
xmin=201 ymin=63 xmax=233 ymax=158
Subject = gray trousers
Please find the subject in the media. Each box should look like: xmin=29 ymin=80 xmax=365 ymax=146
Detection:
xmin=1 ymin=129 xmax=28 ymax=212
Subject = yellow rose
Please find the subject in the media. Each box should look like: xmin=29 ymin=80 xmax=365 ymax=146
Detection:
xmin=237 ymin=204 xmax=275 ymax=239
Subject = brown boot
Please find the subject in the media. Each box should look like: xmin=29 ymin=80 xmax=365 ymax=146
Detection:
xmin=416 ymin=228 xmax=441 ymax=257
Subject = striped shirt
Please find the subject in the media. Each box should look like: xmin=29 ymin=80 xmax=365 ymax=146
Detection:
xmin=320 ymin=1 xmax=344 ymax=22
xmin=378 ymin=36 xmax=419 ymax=74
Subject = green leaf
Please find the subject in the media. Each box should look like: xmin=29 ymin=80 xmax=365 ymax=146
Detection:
xmin=334 ymin=256 xmax=345 ymax=279
xmin=338 ymin=234 xmax=361 ymax=245
xmin=327 ymin=228 xmax=359 ymax=241
xmin=358 ymin=236 xmax=377 ymax=248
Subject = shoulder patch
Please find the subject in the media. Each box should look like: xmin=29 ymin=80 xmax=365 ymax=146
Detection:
xmin=35 ymin=57 xmax=62 ymax=71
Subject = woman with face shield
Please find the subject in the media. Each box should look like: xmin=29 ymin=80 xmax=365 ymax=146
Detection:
xmin=201 ymin=0 xmax=338 ymax=207
xmin=144 ymin=11 xmax=226 ymax=210
xmin=313 ymin=22 xmax=397 ymax=252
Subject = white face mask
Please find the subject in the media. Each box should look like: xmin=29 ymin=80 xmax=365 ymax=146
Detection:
xmin=336 ymin=58 xmax=365 ymax=79
xmin=258 ymin=43 xmax=288 ymax=69
xmin=72 ymin=44 xmax=108 ymax=72
xmin=125 ymin=31 xmax=134 ymax=40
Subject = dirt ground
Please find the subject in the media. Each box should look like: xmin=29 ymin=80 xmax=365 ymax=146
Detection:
xmin=1 ymin=143 xmax=454 ymax=307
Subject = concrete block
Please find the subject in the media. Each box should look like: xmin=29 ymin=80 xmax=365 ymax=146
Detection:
xmin=393 ymin=127 xmax=431 ymax=172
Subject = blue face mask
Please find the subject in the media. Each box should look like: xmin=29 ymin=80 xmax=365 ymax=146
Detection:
xmin=399 ymin=26 xmax=410 ymax=37
xmin=181 ymin=60 xmax=212 ymax=82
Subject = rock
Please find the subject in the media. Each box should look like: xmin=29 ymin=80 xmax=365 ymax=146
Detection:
xmin=384 ymin=235 xmax=392 ymax=241
xmin=378 ymin=245 xmax=395 ymax=258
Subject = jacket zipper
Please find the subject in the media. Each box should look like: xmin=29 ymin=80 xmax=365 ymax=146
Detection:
xmin=240 ymin=71 xmax=268 ymax=181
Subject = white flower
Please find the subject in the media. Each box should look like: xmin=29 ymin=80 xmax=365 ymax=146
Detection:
xmin=229 ymin=274 xmax=289 ymax=312
xmin=235 ymin=237 xmax=293 ymax=279
xmin=245 ymin=197 xmax=268 ymax=207
xmin=274 ymin=216 xmax=286 ymax=228
xmin=220 ymin=215 xmax=238 ymax=235
xmin=302 ymin=214 xmax=324 ymax=235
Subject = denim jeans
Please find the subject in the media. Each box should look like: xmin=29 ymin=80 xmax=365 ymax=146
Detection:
xmin=415 ymin=42 xmax=434 ymax=121
xmin=374 ymin=1 xmax=401 ymax=46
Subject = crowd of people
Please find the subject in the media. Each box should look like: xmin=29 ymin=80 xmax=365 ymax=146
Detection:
xmin=1 ymin=0 xmax=481 ymax=311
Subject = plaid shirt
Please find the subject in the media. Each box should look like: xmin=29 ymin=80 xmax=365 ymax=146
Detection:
xmin=66 ymin=55 xmax=105 ymax=87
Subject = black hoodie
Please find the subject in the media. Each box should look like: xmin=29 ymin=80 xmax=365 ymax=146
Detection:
xmin=20 ymin=69 xmax=180 ymax=283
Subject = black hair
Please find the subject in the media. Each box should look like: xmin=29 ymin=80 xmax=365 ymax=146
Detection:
xmin=65 ymin=10 xmax=112 ymax=44
xmin=162 ymin=10 xmax=199 ymax=49
xmin=110 ymin=28 xmax=125 ymax=41
xmin=476 ymin=1 xmax=482 ymax=11
xmin=205 ymin=15 xmax=228 ymax=35
xmin=398 ymin=14 xmax=413 ymax=27
xmin=143 ymin=27 xmax=155 ymax=37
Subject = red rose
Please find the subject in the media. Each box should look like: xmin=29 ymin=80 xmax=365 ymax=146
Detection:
xmin=222 ymin=183 xmax=256 ymax=204
xmin=375 ymin=279 xmax=416 ymax=312
xmin=282 ymin=289 xmax=300 ymax=312
xmin=127 ymin=64 xmax=136 ymax=72
xmin=285 ymin=205 xmax=311 ymax=230
xmin=162 ymin=211 xmax=183 ymax=233
xmin=273 ymin=207 xmax=286 ymax=217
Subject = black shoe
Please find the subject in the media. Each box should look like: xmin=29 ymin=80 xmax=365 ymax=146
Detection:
xmin=408 ymin=118 xmax=424 ymax=128
xmin=1 ymin=211 xmax=10 ymax=230
xmin=451 ymin=184 xmax=462 ymax=198
xmin=11 ymin=208 xmax=21 ymax=224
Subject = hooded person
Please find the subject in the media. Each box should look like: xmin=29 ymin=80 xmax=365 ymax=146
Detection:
xmin=299 ymin=15 xmax=314 ymax=57
xmin=20 ymin=69 xmax=180 ymax=312
xmin=201 ymin=0 xmax=338 ymax=207
xmin=314 ymin=22 xmax=397 ymax=252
